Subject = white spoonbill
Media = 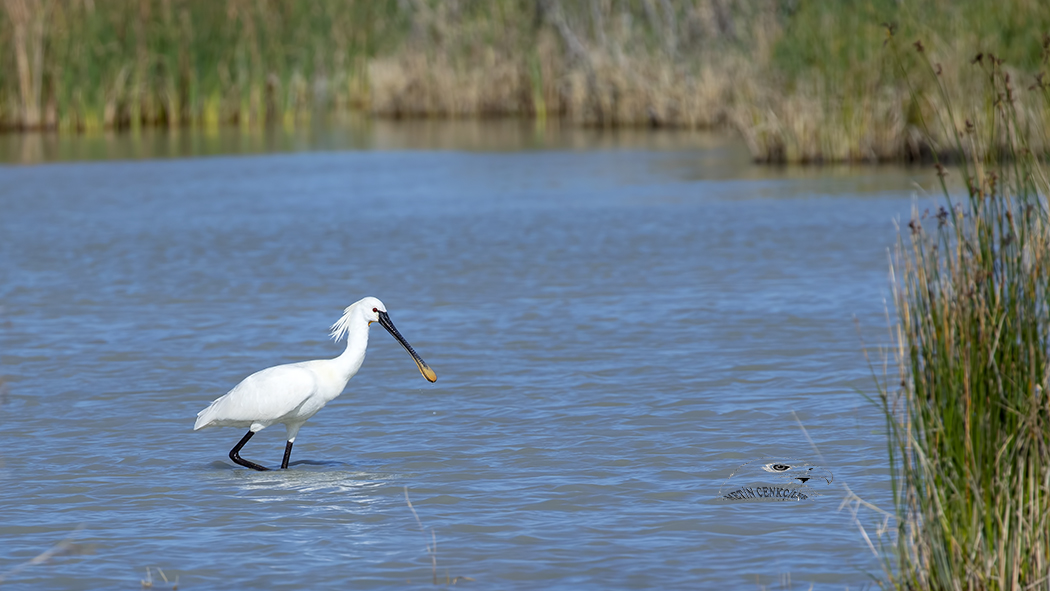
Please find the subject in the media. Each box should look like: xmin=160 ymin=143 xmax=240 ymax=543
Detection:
xmin=194 ymin=297 xmax=437 ymax=471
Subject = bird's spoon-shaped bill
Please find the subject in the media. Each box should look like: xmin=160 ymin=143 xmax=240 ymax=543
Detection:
xmin=378 ymin=311 xmax=437 ymax=383
xmin=414 ymin=359 xmax=438 ymax=383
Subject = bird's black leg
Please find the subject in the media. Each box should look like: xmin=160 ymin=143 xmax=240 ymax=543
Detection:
xmin=281 ymin=440 xmax=294 ymax=470
xmin=229 ymin=430 xmax=269 ymax=471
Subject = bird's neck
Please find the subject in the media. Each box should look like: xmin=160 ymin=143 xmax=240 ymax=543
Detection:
xmin=334 ymin=317 xmax=371 ymax=380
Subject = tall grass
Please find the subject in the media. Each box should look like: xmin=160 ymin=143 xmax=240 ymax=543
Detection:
xmin=737 ymin=0 xmax=1050 ymax=163
xmin=879 ymin=31 xmax=1050 ymax=589
xmin=1 ymin=1 xmax=1049 ymax=163
xmin=367 ymin=0 xmax=769 ymax=127
xmin=0 ymin=1 xmax=406 ymax=131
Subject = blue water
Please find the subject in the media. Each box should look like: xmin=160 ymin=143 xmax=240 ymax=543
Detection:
xmin=0 ymin=133 xmax=932 ymax=589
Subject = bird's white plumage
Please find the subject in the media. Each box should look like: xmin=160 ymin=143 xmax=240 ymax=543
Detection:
xmin=194 ymin=296 xmax=436 ymax=471
xmin=329 ymin=303 xmax=359 ymax=343
xmin=193 ymin=297 xmax=382 ymax=441
xmin=194 ymin=364 xmax=319 ymax=432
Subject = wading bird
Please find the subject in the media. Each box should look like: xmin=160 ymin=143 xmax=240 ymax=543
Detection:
xmin=194 ymin=297 xmax=437 ymax=471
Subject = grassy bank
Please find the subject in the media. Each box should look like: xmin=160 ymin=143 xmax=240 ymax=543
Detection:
xmin=1 ymin=0 xmax=1049 ymax=163
xmin=738 ymin=0 xmax=1050 ymax=162
xmin=878 ymin=38 xmax=1050 ymax=588
xmin=0 ymin=1 xmax=405 ymax=131
xmin=0 ymin=0 xmax=762 ymax=131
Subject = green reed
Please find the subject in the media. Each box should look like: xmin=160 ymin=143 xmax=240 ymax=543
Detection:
xmin=0 ymin=1 xmax=772 ymax=131
xmin=879 ymin=31 xmax=1050 ymax=589
xmin=0 ymin=1 xmax=406 ymax=131
xmin=740 ymin=0 xmax=1050 ymax=163
xmin=2 ymin=1 xmax=1049 ymax=163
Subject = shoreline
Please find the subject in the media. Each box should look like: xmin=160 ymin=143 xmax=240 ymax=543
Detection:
xmin=1 ymin=1 xmax=1047 ymax=164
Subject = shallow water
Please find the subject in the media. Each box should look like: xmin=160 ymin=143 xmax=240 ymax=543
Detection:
xmin=1 ymin=126 xmax=935 ymax=589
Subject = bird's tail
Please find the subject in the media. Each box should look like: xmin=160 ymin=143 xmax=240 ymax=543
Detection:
xmin=193 ymin=403 xmax=216 ymax=430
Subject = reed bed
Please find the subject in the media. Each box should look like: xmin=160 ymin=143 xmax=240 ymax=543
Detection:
xmin=878 ymin=33 xmax=1050 ymax=589
xmin=366 ymin=0 xmax=767 ymax=128
xmin=735 ymin=0 xmax=1050 ymax=163
xmin=0 ymin=0 xmax=405 ymax=131
xmin=0 ymin=1 xmax=1048 ymax=161
xmin=0 ymin=1 xmax=780 ymax=137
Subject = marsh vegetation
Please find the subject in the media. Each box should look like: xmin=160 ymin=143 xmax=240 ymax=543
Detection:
xmin=877 ymin=35 xmax=1050 ymax=589
xmin=1 ymin=0 xmax=1048 ymax=162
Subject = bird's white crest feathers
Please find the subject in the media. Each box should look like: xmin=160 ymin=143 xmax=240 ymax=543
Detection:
xmin=329 ymin=305 xmax=356 ymax=342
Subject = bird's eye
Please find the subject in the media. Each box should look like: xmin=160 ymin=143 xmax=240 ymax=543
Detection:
xmin=372 ymin=307 xmax=378 ymax=313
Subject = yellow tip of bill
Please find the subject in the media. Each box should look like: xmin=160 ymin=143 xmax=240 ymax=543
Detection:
xmin=417 ymin=361 xmax=437 ymax=383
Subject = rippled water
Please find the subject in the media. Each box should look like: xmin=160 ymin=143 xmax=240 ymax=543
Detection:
xmin=1 ymin=127 xmax=935 ymax=589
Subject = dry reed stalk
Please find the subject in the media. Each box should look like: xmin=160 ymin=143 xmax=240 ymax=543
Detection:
xmin=367 ymin=0 xmax=755 ymax=127
xmin=0 ymin=524 xmax=87 ymax=585
xmin=1 ymin=0 xmax=49 ymax=129
xmin=403 ymin=487 xmax=475 ymax=586
xmin=729 ymin=80 xmax=914 ymax=163
xmin=369 ymin=51 xmax=532 ymax=118
xmin=140 ymin=566 xmax=178 ymax=590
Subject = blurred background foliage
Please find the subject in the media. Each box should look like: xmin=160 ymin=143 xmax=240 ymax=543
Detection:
xmin=1 ymin=0 xmax=1048 ymax=162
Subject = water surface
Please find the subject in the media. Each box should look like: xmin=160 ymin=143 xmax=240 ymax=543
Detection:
xmin=0 ymin=126 xmax=936 ymax=589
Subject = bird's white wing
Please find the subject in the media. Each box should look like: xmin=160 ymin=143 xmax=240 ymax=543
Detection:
xmin=194 ymin=363 xmax=319 ymax=430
